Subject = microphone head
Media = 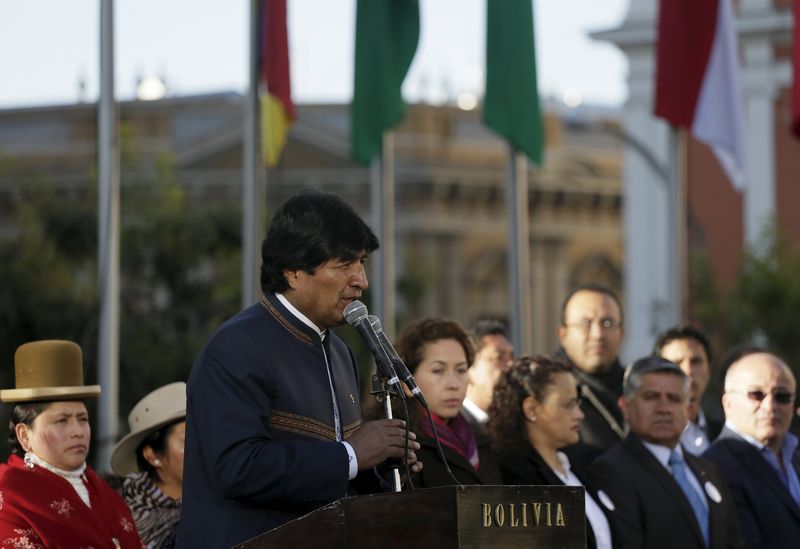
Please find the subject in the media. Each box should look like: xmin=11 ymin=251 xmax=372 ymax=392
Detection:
xmin=343 ymin=300 xmax=368 ymax=325
xmin=367 ymin=315 xmax=382 ymax=332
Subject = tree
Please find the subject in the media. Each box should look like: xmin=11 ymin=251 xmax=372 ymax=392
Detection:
xmin=692 ymin=222 xmax=800 ymax=381
xmin=0 ymin=127 xmax=242 ymax=459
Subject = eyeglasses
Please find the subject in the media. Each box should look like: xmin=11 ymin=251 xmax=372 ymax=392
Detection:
xmin=564 ymin=318 xmax=621 ymax=332
xmin=731 ymin=390 xmax=794 ymax=405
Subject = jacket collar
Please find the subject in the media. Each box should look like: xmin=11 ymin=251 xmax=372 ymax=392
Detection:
xmin=261 ymin=293 xmax=323 ymax=347
xmin=716 ymin=426 xmax=800 ymax=520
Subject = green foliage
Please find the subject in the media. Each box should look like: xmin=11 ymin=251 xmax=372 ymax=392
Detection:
xmin=0 ymin=128 xmax=242 ymax=451
xmin=0 ymin=182 xmax=98 ymax=394
xmin=727 ymin=224 xmax=800 ymax=374
xmin=692 ymin=222 xmax=800 ymax=380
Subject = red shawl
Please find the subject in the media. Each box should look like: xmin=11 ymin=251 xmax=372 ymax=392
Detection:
xmin=0 ymin=454 xmax=144 ymax=548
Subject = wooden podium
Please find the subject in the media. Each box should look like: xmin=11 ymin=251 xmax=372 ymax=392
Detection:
xmin=235 ymin=485 xmax=586 ymax=549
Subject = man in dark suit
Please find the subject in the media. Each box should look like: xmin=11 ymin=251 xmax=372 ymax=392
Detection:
xmin=178 ymin=192 xmax=421 ymax=548
xmin=655 ymin=326 xmax=724 ymax=455
xmin=703 ymin=351 xmax=800 ymax=547
xmin=556 ymin=284 xmax=626 ymax=469
xmin=590 ymin=356 xmax=743 ymax=549
xmin=462 ymin=318 xmax=513 ymax=436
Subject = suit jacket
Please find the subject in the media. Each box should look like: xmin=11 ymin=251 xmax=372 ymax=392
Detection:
xmin=555 ymin=349 xmax=626 ymax=470
xmin=589 ymin=434 xmax=744 ymax=549
xmin=498 ymin=446 xmax=615 ymax=549
xmin=177 ymin=295 xmax=380 ymax=549
xmin=703 ymin=427 xmax=800 ymax=548
xmin=706 ymin=414 xmax=725 ymax=442
xmin=414 ymin=430 xmax=502 ymax=488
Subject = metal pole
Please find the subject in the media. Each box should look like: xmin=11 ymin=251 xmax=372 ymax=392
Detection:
xmin=506 ymin=146 xmax=532 ymax=354
xmin=666 ymin=128 xmax=682 ymax=327
xmin=676 ymin=131 xmax=688 ymax=325
xmin=96 ymin=0 xmax=120 ymax=472
xmin=370 ymin=152 xmax=384 ymax=324
xmin=370 ymin=132 xmax=396 ymax=336
xmin=243 ymin=0 xmax=263 ymax=308
xmin=381 ymin=132 xmax=396 ymax=337
xmin=382 ymin=390 xmax=402 ymax=492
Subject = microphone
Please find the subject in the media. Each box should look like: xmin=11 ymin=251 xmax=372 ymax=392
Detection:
xmin=343 ymin=300 xmax=401 ymax=390
xmin=368 ymin=315 xmax=428 ymax=409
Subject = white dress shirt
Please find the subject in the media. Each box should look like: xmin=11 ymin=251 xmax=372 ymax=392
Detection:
xmin=276 ymin=293 xmax=358 ymax=479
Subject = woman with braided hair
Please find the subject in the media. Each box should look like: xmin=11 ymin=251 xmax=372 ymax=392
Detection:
xmin=487 ymin=355 xmax=615 ymax=549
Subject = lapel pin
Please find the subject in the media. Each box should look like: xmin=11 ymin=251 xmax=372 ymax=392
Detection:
xmin=704 ymin=481 xmax=722 ymax=503
xmin=598 ymin=490 xmax=616 ymax=511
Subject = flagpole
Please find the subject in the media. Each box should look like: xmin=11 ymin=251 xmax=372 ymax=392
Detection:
xmin=96 ymin=0 xmax=120 ymax=471
xmin=666 ymin=127 xmax=685 ymax=327
xmin=243 ymin=0 xmax=264 ymax=308
xmin=506 ymin=145 xmax=532 ymax=355
xmin=676 ymin=130 xmax=688 ymax=324
xmin=370 ymin=132 xmax=396 ymax=337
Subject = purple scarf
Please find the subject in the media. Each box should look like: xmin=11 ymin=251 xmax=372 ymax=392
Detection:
xmin=421 ymin=410 xmax=480 ymax=471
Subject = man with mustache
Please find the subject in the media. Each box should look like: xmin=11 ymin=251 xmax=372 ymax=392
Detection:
xmin=178 ymin=192 xmax=421 ymax=549
xmin=556 ymin=284 xmax=626 ymax=469
xmin=703 ymin=351 xmax=800 ymax=547
xmin=590 ymin=357 xmax=743 ymax=549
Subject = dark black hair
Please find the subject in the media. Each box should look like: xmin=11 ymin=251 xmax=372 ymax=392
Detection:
xmin=470 ymin=318 xmax=509 ymax=353
xmin=7 ymin=402 xmax=50 ymax=457
xmin=393 ymin=317 xmax=475 ymax=432
xmin=653 ymin=325 xmax=713 ymax=364
xmin=559 ymin=283 xmax=623 ymax=325
xmin=260 ymin=191 xmax=380 ymax=293
xmin=395 ymin=317 xmax=475 ymax=375
xmin=487 ymin=355 xmax=572 ymax=453
xmin=135 ymin=419 xmax=183 ymax=481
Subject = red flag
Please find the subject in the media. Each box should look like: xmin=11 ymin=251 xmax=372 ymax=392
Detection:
xmin=654 ymin=0 xmax=747 ymax=190
xmin=793 ymin=0 xmax=800 ymax=137
xmin=260 ymin=0 xmax=295 ymax=167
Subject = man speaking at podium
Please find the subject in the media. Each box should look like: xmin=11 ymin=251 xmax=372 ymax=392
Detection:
xmin=177 ymin=192 xmax=421 ymax=549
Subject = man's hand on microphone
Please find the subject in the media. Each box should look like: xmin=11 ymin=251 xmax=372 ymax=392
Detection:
xmin=346 ymin=419 xmax=421 ymax=471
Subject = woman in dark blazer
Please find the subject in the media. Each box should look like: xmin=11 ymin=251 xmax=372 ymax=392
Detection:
xmin=394 ymin=317 xmax=502 ymax=488
xmin=488 ymin=355 xmax=614 ymax=549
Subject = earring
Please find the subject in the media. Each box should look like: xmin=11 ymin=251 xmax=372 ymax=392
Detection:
xmin=24 ymin=452 xmax=35 ymax=470
xmin=528 ymin=415 xmax=537 ymax=422
xmin=154 ymin=460 xmax=161 ymax=466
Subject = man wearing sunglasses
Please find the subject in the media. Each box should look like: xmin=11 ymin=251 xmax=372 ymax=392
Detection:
xmin=704 ymin=351 xmax=800 ymax=547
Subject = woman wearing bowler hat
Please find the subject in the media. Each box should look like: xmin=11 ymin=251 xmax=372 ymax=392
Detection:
xmin=112 ymin=383 xmax=186 ymax=548
xmin=0 ymin=340 xmax=143 ymax=548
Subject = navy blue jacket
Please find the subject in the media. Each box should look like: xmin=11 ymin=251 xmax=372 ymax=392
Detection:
xmin=703 ymin=426 xmax=800 ymax=548
xmin=177 ymin=295 xmax=373 ymax=549
xmin=589 ymin=434 xmax=744 ymax=549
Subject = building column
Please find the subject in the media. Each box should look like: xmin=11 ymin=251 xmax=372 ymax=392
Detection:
xmin=739 ymin=0 xmax=780 ymax=247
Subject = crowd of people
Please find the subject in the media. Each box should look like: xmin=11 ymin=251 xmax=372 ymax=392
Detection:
xmin=1 ymin=191 xmax=798 ymax=548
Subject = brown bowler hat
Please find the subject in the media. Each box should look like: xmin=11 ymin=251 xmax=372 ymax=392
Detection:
xmin=0 ymin=340 xmax=101 ymax=403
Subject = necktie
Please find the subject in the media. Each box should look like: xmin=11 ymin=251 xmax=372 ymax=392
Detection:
xmin=669 ymin=450 xmax=709 ymax=547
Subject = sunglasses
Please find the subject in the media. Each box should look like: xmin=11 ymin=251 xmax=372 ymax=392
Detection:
xmin=736 ymin=390 xmax=794 ymax=405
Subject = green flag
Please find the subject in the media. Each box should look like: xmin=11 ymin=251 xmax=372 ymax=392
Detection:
xmin=351 ymin=0 xmax=420 ymax=165
xmin=484 ymin=0 xmax=543 ymax=164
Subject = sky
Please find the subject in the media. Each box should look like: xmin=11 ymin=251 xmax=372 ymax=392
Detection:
xmin=0 ymin=0 xmax=629 ymax=109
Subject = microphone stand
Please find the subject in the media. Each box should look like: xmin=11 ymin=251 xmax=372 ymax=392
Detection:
xmin=370 ymin=374 xmax=404 ymax=493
